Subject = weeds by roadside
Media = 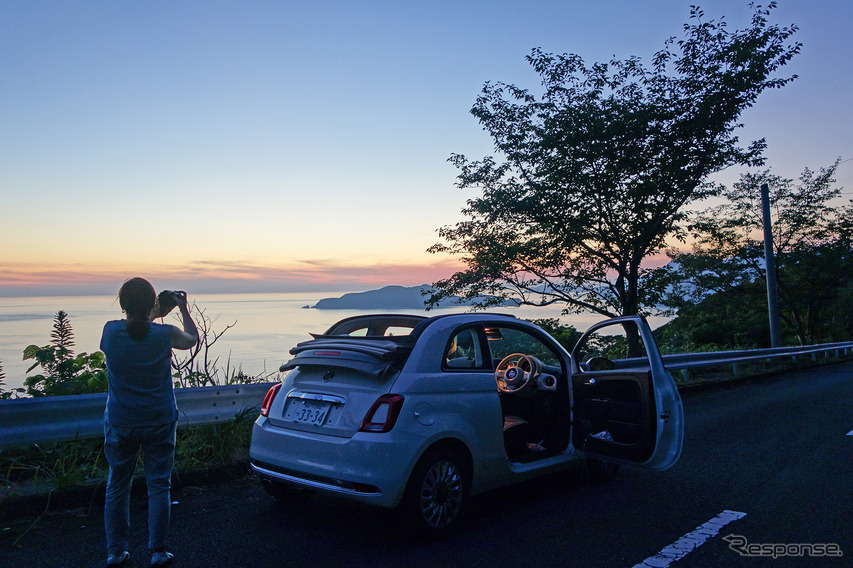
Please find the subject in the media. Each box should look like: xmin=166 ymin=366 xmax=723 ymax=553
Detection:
xmin=174 ymin=407 xmax=257 ymax=471
xmin=0 ymin=408 xmax=259 ymax=505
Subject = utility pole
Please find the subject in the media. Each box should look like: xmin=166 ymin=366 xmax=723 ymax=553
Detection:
xmin=761 ymin=183 xmax=783 ymax=347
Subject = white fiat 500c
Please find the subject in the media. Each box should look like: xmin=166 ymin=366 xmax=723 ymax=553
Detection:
xmin=249 ymin=312 xmax=683 ymax=534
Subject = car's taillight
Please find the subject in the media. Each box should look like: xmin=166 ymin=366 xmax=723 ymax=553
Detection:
xmin=260 ymin=383 xmax=283 ymax=417
xmin=359 ymin=394 xmax=404 ymax=433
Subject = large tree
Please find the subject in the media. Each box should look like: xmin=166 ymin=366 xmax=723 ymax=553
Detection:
xmin=426 ymin=4 xmax=800 ymax=318
xmin=659 ymin=161 xmax=853 ymax=346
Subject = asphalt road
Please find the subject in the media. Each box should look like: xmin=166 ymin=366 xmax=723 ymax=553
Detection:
xmin=2 ymin=362 xmax=851 ymax=568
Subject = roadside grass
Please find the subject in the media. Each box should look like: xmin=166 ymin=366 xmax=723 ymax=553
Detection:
xmin=174 ymin=407 xmax=257 ymax=472
xmin=0 ymin=408 xmax=258 ymax=504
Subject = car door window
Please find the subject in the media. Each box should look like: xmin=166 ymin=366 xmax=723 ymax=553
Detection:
xmin=444 ymin=327 xmax=487 ymax=370
xmin=573 ymin=319 xmax=648 ymax=371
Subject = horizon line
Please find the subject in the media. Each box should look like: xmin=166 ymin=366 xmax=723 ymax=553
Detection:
xmin=0 ymin=281 xmax=437 ymax=298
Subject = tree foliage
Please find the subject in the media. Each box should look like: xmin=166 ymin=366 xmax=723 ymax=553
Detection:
xmin=527 ymin=318 xmax=581 ymax=352
xmin=23 ymin=311 xmax=108 ymax=397
xmin=659 ymin=161 xmax=852 ymax=347
xmin=50 ymin=310 xmax=75 ymax=355
xmin=427 ymin=3 xmax=800 ymax=318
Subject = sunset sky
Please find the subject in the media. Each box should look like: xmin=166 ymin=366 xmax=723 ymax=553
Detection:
xmin=2 ymin=0 xmax=851 ymax=296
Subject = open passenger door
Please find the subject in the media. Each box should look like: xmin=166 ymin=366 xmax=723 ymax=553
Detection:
xmin=571 ymin=316 xmax=683 ymax=470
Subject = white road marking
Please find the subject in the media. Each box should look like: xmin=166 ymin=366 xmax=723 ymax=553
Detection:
xmin=632 ymin=510 xmax=747 ymax=568
xmin=847 ymin=430 xmax=853 ymax=436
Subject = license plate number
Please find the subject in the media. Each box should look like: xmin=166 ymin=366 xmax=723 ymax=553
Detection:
xmin=284 ymin=399 xmax=331 ymax=426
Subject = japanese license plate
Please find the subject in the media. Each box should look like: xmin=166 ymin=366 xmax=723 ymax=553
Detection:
xmin=284 ymin=398 xmax=331 ymax=426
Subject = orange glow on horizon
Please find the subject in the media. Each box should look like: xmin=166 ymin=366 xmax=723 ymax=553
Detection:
xmin=0 ymin=257 xmax=468 ymax=295
xmin=0 ymin=246 xmax=689 ymax=295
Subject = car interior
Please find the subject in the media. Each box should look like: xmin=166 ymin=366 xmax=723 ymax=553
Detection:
xmin=443 ymin=324 xmax=573 ymax=463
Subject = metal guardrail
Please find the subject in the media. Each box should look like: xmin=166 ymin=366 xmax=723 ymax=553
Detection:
xmin=0 ymin=342 xmax=851 ymax=451
xmin=0 ymin=383 xmax=276 ymax=451
xmin=661 ymin=342 xmax=853 ymax=379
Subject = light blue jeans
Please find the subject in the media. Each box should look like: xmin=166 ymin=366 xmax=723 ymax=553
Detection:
xmin=104 ymin=421 xmax=177 ymax=555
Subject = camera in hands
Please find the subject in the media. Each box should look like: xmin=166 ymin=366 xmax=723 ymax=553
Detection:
xmin=157 ymin=290 xmax=186 ymax=314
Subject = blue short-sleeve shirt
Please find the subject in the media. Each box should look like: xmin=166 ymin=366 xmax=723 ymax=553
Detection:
xmin=100 ymin=320 xmax=177 ymax=427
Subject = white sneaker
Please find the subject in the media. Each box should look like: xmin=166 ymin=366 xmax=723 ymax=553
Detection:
xmin=107 ymin=551 xmax=130 ymax=566
xmin=151 ymin=550 xmax=174 ymax=566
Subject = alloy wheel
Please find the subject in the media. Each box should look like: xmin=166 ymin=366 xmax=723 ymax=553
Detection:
xmin=418 ymin=459 xmax=464 ymax=529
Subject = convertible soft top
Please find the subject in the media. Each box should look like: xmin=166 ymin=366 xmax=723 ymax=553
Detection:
xmin=281 ymin=336 xmax=416 ymax=377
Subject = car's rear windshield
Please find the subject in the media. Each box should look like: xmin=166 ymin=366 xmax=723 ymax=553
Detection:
xmin=322 ymin=314 xmax=427 ymax=337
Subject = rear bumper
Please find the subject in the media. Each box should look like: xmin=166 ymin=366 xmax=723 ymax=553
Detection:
xmin=249 ymin=416 xmax=417 ymax=508
xmin=251 ymin=459 xmax=381 ymax=496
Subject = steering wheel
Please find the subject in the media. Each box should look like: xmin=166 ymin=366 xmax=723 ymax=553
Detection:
xmin=495 ymin=353 xmax=539 ymax=393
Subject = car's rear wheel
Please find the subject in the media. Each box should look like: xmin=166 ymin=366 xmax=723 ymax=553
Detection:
xmin=260 ymin=478 xmax=316 ymax=502
xmin=400 ymin=448 xmax=469 ymax=536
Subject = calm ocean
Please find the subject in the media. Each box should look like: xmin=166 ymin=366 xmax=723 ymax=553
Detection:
xmin=0 ymin=292 xmax=655 ymax=391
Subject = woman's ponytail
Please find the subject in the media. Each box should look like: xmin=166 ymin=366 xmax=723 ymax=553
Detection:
xmin=125 ymin=313 xmax=150 ymax=340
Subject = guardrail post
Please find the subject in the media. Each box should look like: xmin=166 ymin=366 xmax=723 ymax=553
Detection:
xmin=732 ymin=363 xmax=739 ymax=377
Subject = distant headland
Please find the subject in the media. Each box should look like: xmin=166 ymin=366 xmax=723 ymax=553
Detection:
xmin=306 ymin=285 xmax=515 ymax=310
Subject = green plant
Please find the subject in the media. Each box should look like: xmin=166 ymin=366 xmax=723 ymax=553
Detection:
xmin=0 ymin=361 xmax=21 ymax=400
xmin=38 ymin=441 xmax=107 ymax=491
xmin=528 ymin=318 xmax=581 ymax=352
xmin=23 ymin=348 xmax=108 ymax=397
xmin=50 ymin=310 xmax=75 ymax=356
xmin=0 ymin=439 xmax=109 ymax=493
xmin=22 ymin=311 xmax=108 ymax=397
xmin=174 ymin=407 xmax=258 ymax=470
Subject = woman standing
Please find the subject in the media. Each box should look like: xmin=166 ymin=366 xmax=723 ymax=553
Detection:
xmin=100 ymin=278 xmax=198 ymax=567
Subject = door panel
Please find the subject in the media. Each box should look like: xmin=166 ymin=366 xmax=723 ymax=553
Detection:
xmin=573 ymin=371 xmax=656 ymax=462
xmin=572 ymin=317 xmax=683 ymax=470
